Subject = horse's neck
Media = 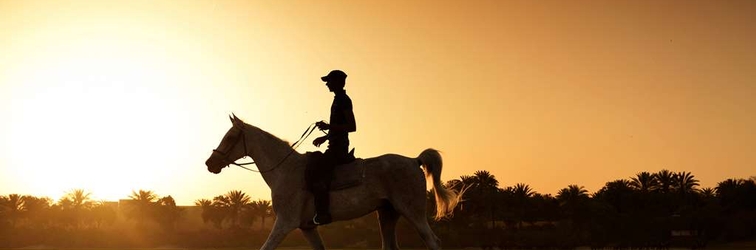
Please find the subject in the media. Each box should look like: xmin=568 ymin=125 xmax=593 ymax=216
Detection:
xmin=244 ymin=124 xmax=303 ymax=188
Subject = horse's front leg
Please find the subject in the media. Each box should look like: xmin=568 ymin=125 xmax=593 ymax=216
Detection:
xmin=260 ymin=216 xmax=298 ymax=250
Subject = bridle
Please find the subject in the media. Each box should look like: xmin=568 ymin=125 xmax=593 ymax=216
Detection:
xmin=211 ymin=126 xmax=254 ymax=168
xmin=210 ymin=123 xmax=320 ymax=173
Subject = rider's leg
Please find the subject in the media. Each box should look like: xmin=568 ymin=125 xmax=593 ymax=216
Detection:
xmin=313 ymin=148 xmax=342 ymax=225
xmin=305 ymin=152 xmax=323 ymax=191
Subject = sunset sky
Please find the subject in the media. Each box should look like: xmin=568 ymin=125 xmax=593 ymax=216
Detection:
xmin=1 ymin=1 xmax=754 ymax=205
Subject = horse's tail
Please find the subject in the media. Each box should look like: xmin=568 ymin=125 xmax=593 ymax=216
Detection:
xmin=417 ymin=148 xmax=464 ymax=220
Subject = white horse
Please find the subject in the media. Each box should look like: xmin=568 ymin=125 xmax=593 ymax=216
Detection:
xmin=205 ymin=115 xmax=463 ymax=250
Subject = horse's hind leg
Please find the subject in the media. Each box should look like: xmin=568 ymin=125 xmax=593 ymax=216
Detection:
xmin=377 ymin=204 xmax=401 ymax=250
xmin=393 ymin=204 xmax=441 ymax=250
xmin=300 ymin=227 xmax=326 ymax=250
xmin=409 ymin=218 xmax=441 ymax=250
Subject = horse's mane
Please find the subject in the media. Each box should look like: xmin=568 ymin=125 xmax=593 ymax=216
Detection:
xmin=240 ymin=121 xmax=292 ymax=147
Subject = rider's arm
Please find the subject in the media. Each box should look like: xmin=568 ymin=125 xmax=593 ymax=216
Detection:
xmin=328 ymin=109 xmax=356 ymax=134
xmin=314 ymin=111 xmax=354 ymax=146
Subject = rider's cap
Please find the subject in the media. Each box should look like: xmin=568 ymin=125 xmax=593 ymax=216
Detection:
xmin=321 ymin=70 xmax=347 ymax=82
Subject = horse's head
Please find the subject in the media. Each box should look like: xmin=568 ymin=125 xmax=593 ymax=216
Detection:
xmin=205 ymin=114 xmax=248 ymax=174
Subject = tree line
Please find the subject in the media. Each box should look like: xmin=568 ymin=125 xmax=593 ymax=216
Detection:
xmin=432 ymin=170 xmax=756 ymax=249
xmin=1 ymin=169 xmax=755 ymax=249
xmin=0 ymin=188 xmax=273 ymax=247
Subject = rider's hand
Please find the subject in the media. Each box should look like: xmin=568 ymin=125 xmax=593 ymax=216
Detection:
xmin=313 ymin=136 xmax=328 ymax=147
xmin=315 ymin=121 xmax=330 ymax=130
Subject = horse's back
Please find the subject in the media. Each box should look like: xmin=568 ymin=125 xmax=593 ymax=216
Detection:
xmin=329 ymin=153 xmax=424 ymax=189
xmin=362 ymin=154 xmax=427 ymax=193
xmin=365 ymin=153 xmax=423 ymax=173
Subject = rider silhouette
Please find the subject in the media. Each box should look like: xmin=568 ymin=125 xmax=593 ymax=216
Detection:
xmin=308 ymin=69 xmax=356 ymax=225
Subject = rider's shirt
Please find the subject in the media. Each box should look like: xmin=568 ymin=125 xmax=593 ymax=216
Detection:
xmin=329 ymin=89 xmax=352 ymax=150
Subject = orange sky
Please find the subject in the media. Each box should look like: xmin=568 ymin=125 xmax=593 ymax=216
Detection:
xmin=1 ymin=0 xmax=754 ymax=205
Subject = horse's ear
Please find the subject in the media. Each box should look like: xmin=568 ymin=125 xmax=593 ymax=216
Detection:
xmin=230 ymin=113 xmax=243 ymax=128
xmin=229 ymin=115 xmax=234 ymax=124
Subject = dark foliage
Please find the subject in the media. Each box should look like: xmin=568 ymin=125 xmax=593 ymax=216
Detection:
xmin=1 ymin=172 xmax=755 ymax=248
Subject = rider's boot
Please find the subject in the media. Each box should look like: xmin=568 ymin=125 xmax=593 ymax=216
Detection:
xmin=313 ymin=185 xmax=332 ymax=225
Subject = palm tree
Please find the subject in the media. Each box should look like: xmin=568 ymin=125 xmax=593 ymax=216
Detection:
xmin=212 ymin=195 xmax=230 ymax=206
xmin=127 ymin=189 xmax=159 ymax=223
xmin=594 ymin=179 xmax=635 ymax=213
xmin=211 ymin=195 xmax=232 ymax=229
xmin=195 ymin=199 xmax=213 ymax=207
xmin=0 ymin=194 xmax=24 ymax=228
xmin=473 ymin=170 xmax=499 ymax=190
xmin=195 ymin=199 xmax=214 ymax=225
xmin=19 ymin=196 xmax=51 ymax=228
xmin=655 ymin=169 xmax=675 ymax=193
xmin=456 ymin=175 xmax=476 ymax=215
xmin=459 ymin=175 xmax=476 ymax=189
xmin=64 ymin=189 xmax=93 ymax=209
xmin=557 ymin=185 xmax=589 ymax=206
xmin=716 ymin=179 xmax=745 ymax=210
xmin=473 ymin=170 xmax=499 ymax=228
xmin=630 ymin=172 xmax=658 ymax=192
xmin=510 ymin=183 xmax=534 ymax=228
xmin=512 ymin=183 xmax=534 ymax=199
xmin=224 ymin=190 xmax=251 ymax=228
xmin=56 ymin=189 xmax=95 ymax=228
xmin=556 ymin=185 xmax=590 ymax=233
xmin=445 ymin=179 xmax=464 ymax=190
xmin=698 ymin=187 xmax=717 ymax=204
xmin=129 ymin=189 xmax=158 ymax=203
xmin=155 ymin=196 xmax=183 ymax=231
xmin=674 ymin=171 xmax=700 ymax=194
xmin=249 ymin=199 xmax=272 ymax=230
xmin=20 ymin=196 xmax=52 ymax=226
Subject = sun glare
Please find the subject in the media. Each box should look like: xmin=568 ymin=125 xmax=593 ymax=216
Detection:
xmin=4 ymin=25 xmax=205 ymax=202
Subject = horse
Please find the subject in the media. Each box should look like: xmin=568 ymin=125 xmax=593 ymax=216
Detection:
xmin=205 ymin=115 xmax=463 ymax=250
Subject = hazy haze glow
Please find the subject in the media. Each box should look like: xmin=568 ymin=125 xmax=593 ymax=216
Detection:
xmin=1 ymin=1 xmax=754 ymax=204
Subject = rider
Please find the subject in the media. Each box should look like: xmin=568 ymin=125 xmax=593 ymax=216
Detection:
xmin=310 ymin=69 xmax=356 ymax=225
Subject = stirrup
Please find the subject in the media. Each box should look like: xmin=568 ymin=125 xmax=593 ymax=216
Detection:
xmin=312 ymin=213 xmax=331 ymax=225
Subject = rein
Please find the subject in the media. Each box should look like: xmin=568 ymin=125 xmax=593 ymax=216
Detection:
xmin=213 ymin=123 xmax=322 ymax=173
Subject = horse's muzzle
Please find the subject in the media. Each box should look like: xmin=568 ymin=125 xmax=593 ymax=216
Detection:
xmin=205 ymin=157 xmax=225 ymax=174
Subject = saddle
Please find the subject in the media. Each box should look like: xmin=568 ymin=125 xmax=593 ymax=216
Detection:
xmin=306 ymin=149 xmax=365 ymax=191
